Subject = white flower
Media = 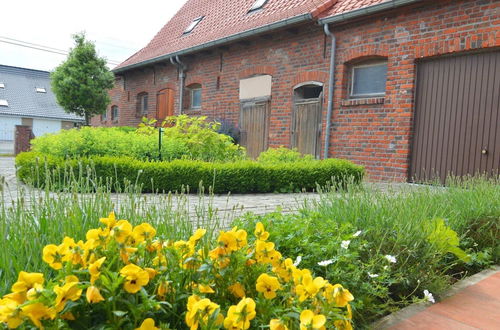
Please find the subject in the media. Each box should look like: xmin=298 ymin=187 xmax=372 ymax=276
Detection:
xmin=384 ymin=255 xmax=397 ymax=263
xmin=368 ymin=273 xmax=379 ymax=278
xmin=341 ymin=240 xmax=351 ymax=249
xmin=353 ymin=230 xmax=362 ymax=237
xmin=383 ymin=265 xmax=389 ymax=270
xmin=293 ymin=256 xmax=302 ymax=267
xmin=318 ymin=259 xmax=334 ymax=266
xmin=423 ymin=290 xmax=435 ymax=303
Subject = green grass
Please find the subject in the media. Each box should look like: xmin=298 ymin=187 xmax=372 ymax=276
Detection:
xmin=234 ymin=177 xmax=500 ymax=328
xmin=0 ymin=179 xmax=230 ymax=294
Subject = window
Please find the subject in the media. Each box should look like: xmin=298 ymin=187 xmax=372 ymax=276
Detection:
xmin=350 ymin=61 xmax=387 ymax=98
xmin=249 ymin=0 xmax=268 ymax=11
xmin=0 ymin=83 xmax=4 ymax=89
xmin=184 ymin=16 xmax=204 ymax=34
xmin=137 ymin=93 xmax=148 ymax=115
xmin=0 ymin=99 xmax=8 ymax=106
xmin=101 ymin=110 xmax=107 ymax=121
xmin=294 ymin=83 xmax=323 ymax=100
xmin=35 ymin=87 xmax=46 ymax=93
xmin=188 ymin=84 xmax=202 ymax=109
xmin=111 ymin=106 xmax=119 ymax=121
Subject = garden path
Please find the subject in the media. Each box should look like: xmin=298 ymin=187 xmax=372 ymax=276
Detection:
xmin=383 ymin=267 xmax=500 ymax=329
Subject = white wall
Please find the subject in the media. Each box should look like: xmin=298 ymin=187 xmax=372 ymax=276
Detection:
xmin=0 ymin=116 xmax=22 ymax=141
xmin=32 ymin=118 xmax=62 ymax=137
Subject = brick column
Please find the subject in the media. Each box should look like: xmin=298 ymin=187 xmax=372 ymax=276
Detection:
xmin=14 ymin=125 xmax=35 ymax=155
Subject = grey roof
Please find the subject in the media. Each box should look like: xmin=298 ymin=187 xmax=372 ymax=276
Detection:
xmin=0 ymin=65 xmax=84 ymax=122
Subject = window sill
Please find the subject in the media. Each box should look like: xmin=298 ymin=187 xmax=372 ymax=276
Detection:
xmin=341 ymin=97 xmax=385 ymax=106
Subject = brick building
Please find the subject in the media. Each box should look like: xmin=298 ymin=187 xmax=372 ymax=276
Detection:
xmin=93 ymin=0 xmax=500 ymax=181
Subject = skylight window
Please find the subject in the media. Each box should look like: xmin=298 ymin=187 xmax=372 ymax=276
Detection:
xmin=184 ymin=16 xmax=204 ymax=34
xmin=0 ymin=83 xmax=4 ymax=89
xmin=249 ymin=0 xmax=268 ymax=11
xmin=36 ymin=87 xmax=47 ymax=93
xmin=0 ymin=99 xmax=8 ymax=107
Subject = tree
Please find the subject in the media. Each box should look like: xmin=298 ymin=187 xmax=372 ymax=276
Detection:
xmin=51 ymin=33 xmax=115 ymax=125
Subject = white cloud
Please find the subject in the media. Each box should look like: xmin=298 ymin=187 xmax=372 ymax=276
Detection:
xmin=0 ymin=0 xmax=188 ymax=71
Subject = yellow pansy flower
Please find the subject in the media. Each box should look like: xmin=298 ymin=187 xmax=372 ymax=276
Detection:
xmin=21 ymin=302 xmax=56 ymax=328
xmin=223 ymin=297 xmax=256 ymax=330
xmin=295 ymin=274 xmax=327 ymax=302
xmin=189 ymin=228 xmax=207 ymax=245
xmin=254 ymin=222 xmax=270 ymax=241
xmin=54 ymin=278 xmax=82 ymax=312
xmin=157 ymin=281 xmax=170 ymax=300
xmin=88 ymin=257 xmax=106 ymax=284
xmin=42 ymin=244 xmax=67 ymax=270
xmin=111 ymin=220 xmax=133 ymax=243
xmin=120 ymin=264 xmax=149 ymax=294
xmin=86 ymin=227 xmax=109 ymax=247
xmin=136 ymin=318 xmax=159 ymax=330
xmin=256 ymin=274 xmax=281 ymax=299
xmin=300 ymin=310 xmax=326 ymax=330
xmin=0 ymin=298 xmax=23 ymax=329
xmin=230 ymin=227 xmax=248 ymax=249
xmin=86 ymin=286 xmax=105 ymax=303
xmin=198 ymin=284 xmax=215 ymax=294
xmin=99 ymin=211 xmax=117 ymax=229
xmin=228 ymin=283 xmax=245 ymax=298
xmin=11 ymin=272 xmax=44 ymax=294
xmin=218 ymin=231 xmax=238 ymax=253
xmin=270 ymin=318 xmax=289 ymax=330
xmin=185 ymin=296 xmax=221 ymax=330
xmin=334 ymin=319 xmax=353 ymax=330
xmin=325 ymin=284 xmax=354 ymax=307
xmin=132 ymin=223 xmax=156 ymax=244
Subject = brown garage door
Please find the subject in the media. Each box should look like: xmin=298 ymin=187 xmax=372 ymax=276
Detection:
xmin=410 ymin=50 xmax=500 ymax=183
xmin=239 ymin=99 xmax=269 ymax=158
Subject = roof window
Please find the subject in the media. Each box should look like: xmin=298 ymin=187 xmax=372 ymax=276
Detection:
xmin=0 ymin=83 xmax=4 ymax=89
xmin=184 ymin=16 xmax=204 ymax=34
xmin=36 ymin=87 xmax=47 ymax=93
xmin=249 ymin=0 xmax=268 ymax=11
xmin=0 ymin=99 xmax=8 ymax=107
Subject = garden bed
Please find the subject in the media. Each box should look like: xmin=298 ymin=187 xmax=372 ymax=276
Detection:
xmin=15 ymin=151 xmax=364 ymax=194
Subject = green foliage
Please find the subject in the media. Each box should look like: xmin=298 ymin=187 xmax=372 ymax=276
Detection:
xmin=426 ymin=218 xmax=471 ymax=263
xmin=233 ymin=179 xmax=500 ymax=327
xmin=30 ymin=116 xmax=247 ymax=162
xmin=16 ymin=151 xmax=364 ymax=194
xmin=257 ymin=147 xmax=314 ymax=163
xmin=51 ymin=33 xmax=115 ymax=125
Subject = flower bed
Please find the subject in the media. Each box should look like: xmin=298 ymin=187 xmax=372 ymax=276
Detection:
xmin=0 ymin=213 xmax=354 ymax=329
xmin=15 ymin=152 xmax=364 ymax=193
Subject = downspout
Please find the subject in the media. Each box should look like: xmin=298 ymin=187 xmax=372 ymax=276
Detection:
xmin=323 ymin=23 xmax=336 ymax=159
xmin=170 ymin=56 xmax=187 ymax=114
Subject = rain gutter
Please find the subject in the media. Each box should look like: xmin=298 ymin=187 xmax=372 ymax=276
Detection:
xmin=113 ymin=13 xmax=312 ymax=74
xmin=319 ymin=0 xmax=423 ymax=25
xmin=170 ymin=56 xmax=187 ymax=114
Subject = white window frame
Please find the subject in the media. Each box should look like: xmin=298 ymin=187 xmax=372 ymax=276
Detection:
xmin=350 ymin=61 xmax=388 ymax=99
xmin=35 ymin=87 xmax=46 ymax=93
xmin=111 ymin=106 xmax=119 ymax=121
xmin=0 ymin=83 xmax=5 ymax=89
xmin=249 ymin=0 xmax=268 ymax=11
xmin=184 ymin=16 xmax=204 ymax=34
xmin=190 ymin=87 xmax=202 ymax=109
xmin=0 ymin=99 xmax=8 ymax=106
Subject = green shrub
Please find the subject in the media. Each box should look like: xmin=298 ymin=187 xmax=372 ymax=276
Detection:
xmin=30 ymin=116 xmax=246 ymax=162
xmin=257 ymin=146 xmax=314 ymax=163
xmin=233 ymin=179 xmax=500 ymax=327
xmin=16 ymin=151 xmax=364 ymax=194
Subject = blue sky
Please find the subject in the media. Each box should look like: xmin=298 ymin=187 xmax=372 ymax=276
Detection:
xmin=0 ymin=0 xmax=188 ymax=71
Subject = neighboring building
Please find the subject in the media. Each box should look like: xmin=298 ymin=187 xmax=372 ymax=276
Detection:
xmin=93 ymin=0 xmax=500 ymax=182
xmin=0 ymin=65 xmax=84 ymax=153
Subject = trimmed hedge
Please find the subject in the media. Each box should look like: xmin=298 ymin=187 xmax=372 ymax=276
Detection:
xmin=16 ymin=152 xmax=364 ymax=194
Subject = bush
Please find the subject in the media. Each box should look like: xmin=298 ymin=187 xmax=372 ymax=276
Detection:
xmin=0 ymin=214 xmax=354 ymax=329
xmin=257 ymin=147 xmax=314 ymax=163
xmin=30 ymin=116 xmax=246 ymax=162
xmin=16 ymin=152 xmax=364 ymax=194
xmin=233 ymin=179 xmax=500 ymax=327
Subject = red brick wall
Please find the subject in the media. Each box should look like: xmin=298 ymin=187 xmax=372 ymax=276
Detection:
xmin=92 ymin=0 xmax=500 ymax=181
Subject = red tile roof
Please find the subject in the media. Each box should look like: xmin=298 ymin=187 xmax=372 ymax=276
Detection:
xmin=115 ymin=0 xmax=392 ymax=72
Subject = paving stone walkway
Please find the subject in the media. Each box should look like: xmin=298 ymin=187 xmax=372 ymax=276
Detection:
xmin=381 ymin=267 xmax=500 ymax=329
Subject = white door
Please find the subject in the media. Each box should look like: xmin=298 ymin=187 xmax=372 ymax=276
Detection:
xmin=0 ymin=116 xmax=22 ymax=141
xmin=32 ymin=119 xmax=62 ymax=137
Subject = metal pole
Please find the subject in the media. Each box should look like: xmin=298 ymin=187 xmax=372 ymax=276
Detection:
xmin=158 ymin=127 xmax=163 ymax=161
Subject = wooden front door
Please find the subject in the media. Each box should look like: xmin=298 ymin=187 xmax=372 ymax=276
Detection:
xmin=156 ymin=89 xmax=174 ymax=121
xmin=239 ymin=100 xmax=269 ymax=158
xmin=292 ymin=98 xmax=322 ymax=158
xmin=410 ymin=50 xmax=500 ymax=183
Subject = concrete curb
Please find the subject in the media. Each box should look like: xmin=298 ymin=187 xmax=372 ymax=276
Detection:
xmin=372 ymin=265 xmax=500 ymax=329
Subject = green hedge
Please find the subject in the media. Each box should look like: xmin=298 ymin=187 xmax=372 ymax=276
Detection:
xmin=16 ymin=152 xmax=364 ymax=194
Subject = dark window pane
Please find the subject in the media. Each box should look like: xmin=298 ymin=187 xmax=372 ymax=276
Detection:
xmin=112 ymin=106 xmax=119 ymax=120
xmin=192 ymin=89 xmax=202 ymax=108
xmin=142 ymin=95 xmax=148 ymax=113
xmin=352 ymin=63 xmax=387 ymax=97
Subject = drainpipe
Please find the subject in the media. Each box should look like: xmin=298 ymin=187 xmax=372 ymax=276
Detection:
xmin=323 ymin=23 xmax=336 ymax=159
xmin=170 ymin=56 xmax=187 ymax=114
